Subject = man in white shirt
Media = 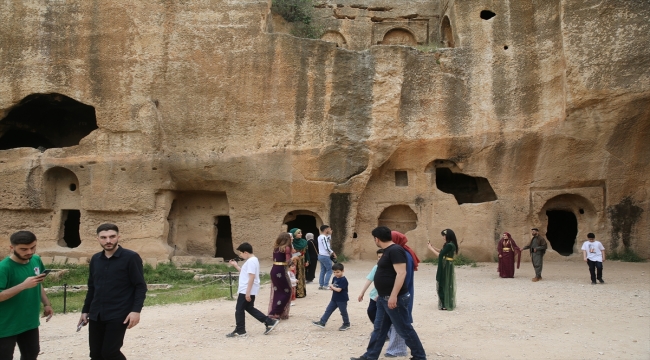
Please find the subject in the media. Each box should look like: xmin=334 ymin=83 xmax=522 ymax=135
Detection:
xmin=317 ymin=225 xmax=336 ymax=290
xmin=581 ymin=233 xmax=606 ymax=285
xmin=227 ymin=242 xmax=279 ymax=337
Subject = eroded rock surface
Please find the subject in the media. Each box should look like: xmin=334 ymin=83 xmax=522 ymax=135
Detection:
xmin=0 ymin=0 xmax=648 ymax=262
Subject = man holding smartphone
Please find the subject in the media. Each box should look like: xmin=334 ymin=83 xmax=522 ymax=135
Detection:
xmin=78 ymin=223 xmax=147 ymax=360
xmin=0 ymin=230 xmax=53 ymax=359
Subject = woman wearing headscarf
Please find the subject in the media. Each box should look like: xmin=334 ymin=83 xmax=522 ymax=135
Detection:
xmin=384 ymin=231 xmax=421 ymax=357
xmin=289 ymin=228 xmax=308 ymax=298
xmin=497 ymin=232 xmax=521 ymax=278
xmin=268 ymin=232 xmax=293 ymax=320
xmin=427 ymin=229 xmax=458 ymax=310
xmin=305 ymin=233 xmax=319 ymax=283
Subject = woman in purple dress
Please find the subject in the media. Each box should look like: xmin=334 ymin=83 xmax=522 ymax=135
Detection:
xmin=268 ymin=232 xmax=293 ymax=320
xmin=497 ymin=232 xmax=521 ymax=278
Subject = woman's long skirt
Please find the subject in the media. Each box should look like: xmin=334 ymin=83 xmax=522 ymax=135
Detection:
xmin=436 ymin=260 xmax=456 ymax=310
xmin=268 ymin=264 xmax=292 ymax=319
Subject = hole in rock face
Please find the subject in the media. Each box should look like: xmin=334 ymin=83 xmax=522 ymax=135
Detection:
xmin=69 ymin=184 xmax=77 ymax=191
xmin=480 ymin=10 xmax=496 ymax=20
xmin=353 ymin=232 xmax=358 ymax=238
xmin=214 ymin=216 xmax=235 ymax=260
xmin=545 ymin=210 xmax=577 ymax=256
xmin=579 ymin=208 xmax=584 ymax=214
xmin=0 ymin=93 xmax=97 ymax=151
xmin=435 ymin=168 xmax=497 ymax=205
xmin=285 ymin=215 xmax=320 ymax=243
xmin=441 ymin=16 xmax=455 ymax=48
xmin=395 ymin=171 xmax=408 ymax=187
xmin=504 ymin=45 xmax=509 ymax=50
xmin=60 ymin=209 xmax=81 ymax=248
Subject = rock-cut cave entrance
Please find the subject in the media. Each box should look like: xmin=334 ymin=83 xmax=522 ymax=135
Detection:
xmin=0 ymin=93 xmax=97 ymax=151
xmin=545 ymin=210 xmax=578 ymax=256
xmin=435 ymin=167 xmax=497 ymax=205
xmin=59 ymin=209 xmax=81 ymax=248
xmin=214 ymin=216 xmax=236 ymax=260
xmin=285 ymin=214 xmax=320 ymax=242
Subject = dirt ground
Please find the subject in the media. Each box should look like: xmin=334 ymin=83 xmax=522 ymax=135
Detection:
xmin=29 ymin=259 xmax=649 ymax=360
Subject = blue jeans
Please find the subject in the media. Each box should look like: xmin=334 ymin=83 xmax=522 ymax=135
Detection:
xmin=318 ymin=255 xmax=333 ymax=287
xmin=320 ymin=300 xmax=350 ymax=326
xmin=362 ymin=293 xmax=426 ymax=360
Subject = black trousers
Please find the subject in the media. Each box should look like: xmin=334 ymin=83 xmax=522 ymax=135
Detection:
xmin=89 ymin=316 xmax=128 ymax=360
xmin=235 ymin=293 xmax=272 ymax=333
xmin=0 ymin=328 xmax=39 ymax=360
xmin=587 ymin=259 xmax=603 ymax=282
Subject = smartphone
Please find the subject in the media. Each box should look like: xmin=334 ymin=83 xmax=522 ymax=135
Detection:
xmin=40 ymin=269 xmax=52 ymax=277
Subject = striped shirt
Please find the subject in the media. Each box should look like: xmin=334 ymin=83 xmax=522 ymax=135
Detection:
xmin=318 ymin=234 xmax=333 ymax=256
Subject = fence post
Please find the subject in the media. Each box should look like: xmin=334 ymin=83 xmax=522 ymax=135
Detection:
xmin=63 ymin=283 xmax=67 ymax=314
xmin=228 ymin=272 xmax=233 ymax=299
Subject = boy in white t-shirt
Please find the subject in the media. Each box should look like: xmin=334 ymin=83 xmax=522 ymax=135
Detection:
xmin=227 ymin=242 xmax=279 ymax=337
xmin=581 ymin=233 xmax=606 ymax=285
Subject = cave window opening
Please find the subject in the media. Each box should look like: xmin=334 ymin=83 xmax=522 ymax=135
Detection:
xmin=545 ymin=210 xmax=577 ymax=256
xmin=0 ymin=93 xmax=97 ymax=151
xmin=435 ymin=168 xmax=497 ymax=204
xmin=395 ymin=171 xmax=408 ymax=187
xmin=579 ymin=208 xmax=584 ymax=214
xmin=441 ymin=16 xmax=455 ymax=48
xmin=59 ymin=210 xmax=81 ymax=248
xmin=69 ymin=183 xmax=77 ymax=191
xmin=378 ymin=205 xmax=418 ymax=234
xmin=480 ymin=10 xmax=496 ymax=20
xmin=214 ymin=216 xmax=235 ymax=260
xmin=285 ymin=214 xmax=320 ymax=244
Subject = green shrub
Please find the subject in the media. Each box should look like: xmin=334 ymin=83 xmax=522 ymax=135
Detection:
xmin=272 ymin=0 xmax=314 ymax=23
xmin=272 ymin=0 xmax=323 ymax=39
xmin=335 ymin=254 xmax=349 ymax=263
xmin=291 ymin=22 xmax=323 ymax=39
xmin=609 ymin=249 xmax=646 ymax=262
xmin=416 ymin=44 xmax=439 ymax=53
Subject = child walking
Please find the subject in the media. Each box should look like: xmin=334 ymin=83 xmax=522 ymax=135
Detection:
xmin=227 ymin=242 xmax=280 ymax=337
xmin=289 ymin=261 xmax=297 ymax=305
xmin=358 ymin=248 xmax=384 ymax=323
xmin=581 ymin=233 xmax=606 ymax=284
xmin=312 ymin=263 xmax=350 ymax=331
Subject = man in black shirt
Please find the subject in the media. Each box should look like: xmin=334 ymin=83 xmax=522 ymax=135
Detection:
xmin=351 ymin=227 xmax=427 ymax=360
xmin=78 ymin=223 xmax=147 ymax=360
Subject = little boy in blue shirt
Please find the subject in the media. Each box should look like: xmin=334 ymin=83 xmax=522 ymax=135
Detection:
xmin=312 ymin=263 xmax=350 ymax=331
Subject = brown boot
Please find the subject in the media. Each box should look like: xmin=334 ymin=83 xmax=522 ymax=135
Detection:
xmin=531 ymin=277 xmax=539 ymax=282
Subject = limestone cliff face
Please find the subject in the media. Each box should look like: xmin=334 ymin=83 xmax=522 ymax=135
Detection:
xmin=0 ymin=0 xmax=647 ymax=261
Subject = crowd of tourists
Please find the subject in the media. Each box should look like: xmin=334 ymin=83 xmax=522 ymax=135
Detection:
xmin=0 ymin=221 xmax=607 ymax=359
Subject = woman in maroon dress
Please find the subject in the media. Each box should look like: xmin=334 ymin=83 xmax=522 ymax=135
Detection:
xmin=497 ymin=232 xmax=521 ymax=278
xmin=268 ymin=232 xmax=293 ymax=319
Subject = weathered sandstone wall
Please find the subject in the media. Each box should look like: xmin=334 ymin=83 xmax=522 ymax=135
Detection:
xmin=0 ymin=0 xmax=647 ymax=262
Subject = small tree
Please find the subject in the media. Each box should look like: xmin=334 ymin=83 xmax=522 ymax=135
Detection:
xmin=272 ymin=0 xmax=322 ymax=39
xmin=272 ymin=0 xmax=314 ymax=23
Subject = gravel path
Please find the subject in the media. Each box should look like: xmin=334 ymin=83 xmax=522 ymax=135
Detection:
xmin=31 ymin=260 xmax=649 ymax=359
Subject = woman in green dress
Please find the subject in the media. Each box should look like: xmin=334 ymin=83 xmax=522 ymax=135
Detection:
xmin=427 ymin=229 xmax=458 ymax=310
xmin=289 ymin=228 xmax=309 ymax=298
